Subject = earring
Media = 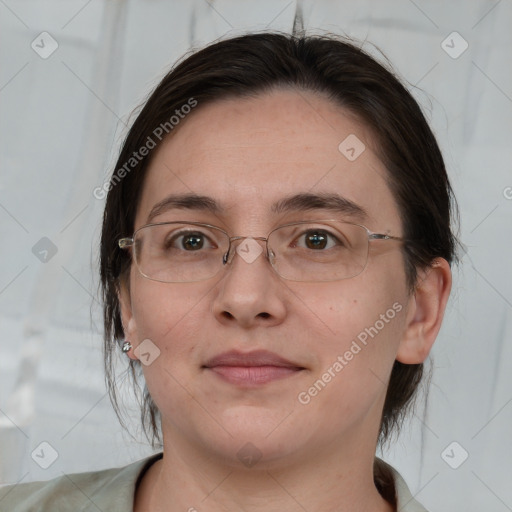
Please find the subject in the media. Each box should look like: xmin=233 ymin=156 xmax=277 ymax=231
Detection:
xmin=121 ymin=341 xmax=132 ymax=353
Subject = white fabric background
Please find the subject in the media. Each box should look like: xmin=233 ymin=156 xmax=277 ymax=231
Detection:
xmin=1 ymin=0 xmax=511 ymax=510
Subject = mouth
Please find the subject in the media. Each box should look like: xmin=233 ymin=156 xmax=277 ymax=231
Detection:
xmin=202 ymin=350 xmax=305 ymax=387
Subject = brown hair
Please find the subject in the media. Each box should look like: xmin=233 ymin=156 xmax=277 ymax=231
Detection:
xmin=99 ymin=31 xmax=460 ymax=448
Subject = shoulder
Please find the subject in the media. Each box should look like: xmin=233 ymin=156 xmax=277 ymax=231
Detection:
xmin=375 ymin=458 xmax=430 ymax=512
xmin=0 ymin=452 xmax=163 ymax=512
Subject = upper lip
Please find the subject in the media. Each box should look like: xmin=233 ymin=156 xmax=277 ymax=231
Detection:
xmin=203 ymin=350 xmax=304 ymax=369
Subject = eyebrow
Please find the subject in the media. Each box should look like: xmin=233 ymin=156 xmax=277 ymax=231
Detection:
xmin=146 ymin=194 xmax=222 ymax=224
xmin=271 ymin=192 xmax=368 ymax=220
xmin=146 ymin=192 xmax=368 ymax=224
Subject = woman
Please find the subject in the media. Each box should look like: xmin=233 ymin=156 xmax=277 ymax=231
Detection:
xmin=1 ymin=31 xmax=458 ymax=511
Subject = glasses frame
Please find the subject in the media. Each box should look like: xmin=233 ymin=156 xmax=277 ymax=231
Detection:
xmin=118 ymin=220 xmax=406 ymax=283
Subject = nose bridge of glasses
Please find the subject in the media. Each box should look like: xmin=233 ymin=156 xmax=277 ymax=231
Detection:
xmin=224 ymin=235 xmax=270 ymax=266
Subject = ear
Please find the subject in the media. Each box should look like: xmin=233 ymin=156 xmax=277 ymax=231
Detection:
xmin=397 ymin=258 xmax=452 ymax=364
xmin=117 ymin=277 xmax=140 ymax=361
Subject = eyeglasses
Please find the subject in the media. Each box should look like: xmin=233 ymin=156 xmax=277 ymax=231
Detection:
xmin=118 ymin=220 xmax=405 ymax=283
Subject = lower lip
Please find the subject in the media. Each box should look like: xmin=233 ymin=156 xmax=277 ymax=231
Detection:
xmin=206 ymin=365 xmax=302 ymax=386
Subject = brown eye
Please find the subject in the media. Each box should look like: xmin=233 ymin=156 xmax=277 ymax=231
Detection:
xmin=181 ymin=233 xmax=204 ymax=251
xmin=296 ymin=230 xmax=340 ymax=250
xmin=305 ymin=231 xmax=328 ymax=249
xmin=164 ymin=231 xmax=214 ymax=251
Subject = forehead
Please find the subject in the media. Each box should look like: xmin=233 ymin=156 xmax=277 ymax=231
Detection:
xmin=135 ymin=89 xmax=402 ymax=232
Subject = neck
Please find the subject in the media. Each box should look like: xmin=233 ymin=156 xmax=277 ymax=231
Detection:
xmin=135 ymin=429 xmax=395 ymax=512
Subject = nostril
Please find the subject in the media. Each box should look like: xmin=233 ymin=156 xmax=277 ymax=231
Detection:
xmin=258 ymin=312 xmax=270 ymax=319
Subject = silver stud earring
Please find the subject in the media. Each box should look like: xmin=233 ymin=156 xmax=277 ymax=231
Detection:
xmin=121 ymin=341 xmax=132 ymax=353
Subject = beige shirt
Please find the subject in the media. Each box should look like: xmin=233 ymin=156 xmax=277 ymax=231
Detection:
xmin=0 ymin=453 xmax=428 ymax=511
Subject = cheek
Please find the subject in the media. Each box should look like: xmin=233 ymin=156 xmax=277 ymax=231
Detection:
xmin=300 ymin=266 xmax=408 ymax=375
xmin=130 ymin=276 xmax=209 ymax=359
xmin=129 ymin=279 xmax=213 ymax=419
xmin=295 ymin=286 xmax=407 ymax=430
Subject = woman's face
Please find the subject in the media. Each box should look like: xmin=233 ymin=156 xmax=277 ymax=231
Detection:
xmin=120 ymin=89 xmax=415 ymax=467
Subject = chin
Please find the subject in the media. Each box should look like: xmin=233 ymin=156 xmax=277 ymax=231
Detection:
xmin=195 ymin=407 xmax=313 ymax=469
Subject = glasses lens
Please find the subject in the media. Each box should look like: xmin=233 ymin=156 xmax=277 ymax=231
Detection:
xmin=134 ymin=223 xmax=229 ymax=282
xmin=268 ymin=222 xmax=369 ymax=281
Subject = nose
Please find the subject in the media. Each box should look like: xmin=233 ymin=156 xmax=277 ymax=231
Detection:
xmin=212 ymin=237 xmax=287 ymax=329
